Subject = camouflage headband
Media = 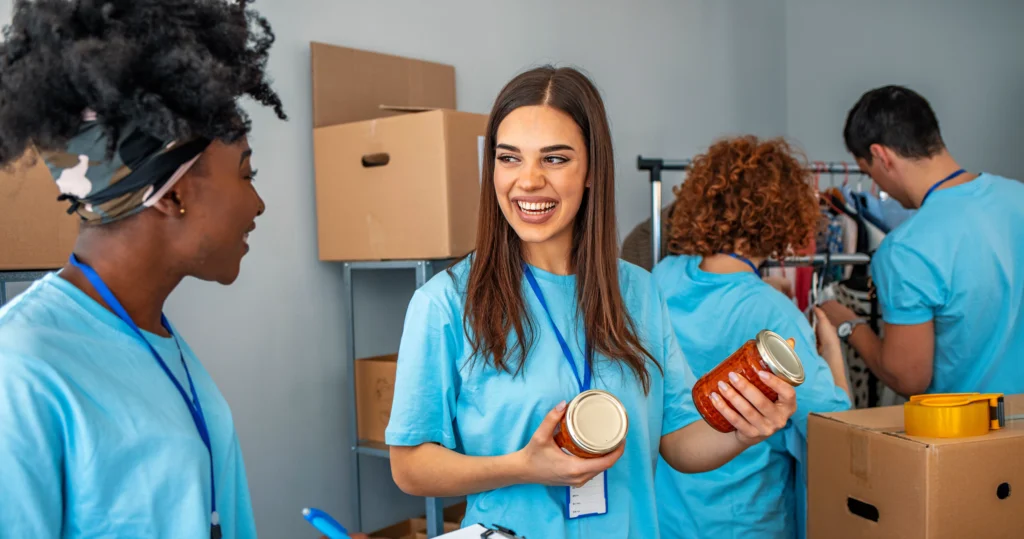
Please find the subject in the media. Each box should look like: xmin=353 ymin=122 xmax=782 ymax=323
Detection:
xmin=42 ymin=111 xmax=212 ymax=225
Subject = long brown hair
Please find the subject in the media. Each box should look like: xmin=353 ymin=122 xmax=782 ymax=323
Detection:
xmin=460 ymin=66 xmax=659 ymax=393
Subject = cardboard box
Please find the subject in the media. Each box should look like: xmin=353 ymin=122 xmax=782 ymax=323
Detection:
xmin=310 ymin=42 xmax=485 ymax=261
xmin=354 ymin=354 xmax=398 ymax=443
xmin=370 ymin=518 xmax=420 ymax=539
xmin=310 ymin=42 xmax=456 ymax=129
xmin=0 ymin=150 xmax=79 ymax=270
xmin=411 ymin=518 xmax=460 ymax=539
xmin=808 ymin=394 xmax=1024 ymax=538
xmin=370 ymin=516 xmax=462 ymax=539
xmin=313 ymin=108 xmax=485 ymax=261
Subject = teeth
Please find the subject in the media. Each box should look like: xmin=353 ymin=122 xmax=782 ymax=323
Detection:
xmin=517 ymin=201 xmax=557 ymax=212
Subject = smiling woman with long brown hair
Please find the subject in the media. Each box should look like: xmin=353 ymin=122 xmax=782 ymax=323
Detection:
xmin=384 ymin=67 xmax=797 ymax=539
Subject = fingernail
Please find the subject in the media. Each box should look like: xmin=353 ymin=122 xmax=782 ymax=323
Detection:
xmin=718 ymin=380 xmax=729 ymax=392
xmin=711 ymin=392 xmax=721 ymax=403
xmin=758 ymin=370 xmax=771 ymax=381
xmin=556 ymin=400 xmax=567 ymax=412
xmin=728 ymin=372 xmax=741 ymax=384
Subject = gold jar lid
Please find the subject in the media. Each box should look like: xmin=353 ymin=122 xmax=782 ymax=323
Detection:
xmin=566 ymin=389 xmax=629 ymax=454
xmin=755 ymin=329 xmax=805 ymax=386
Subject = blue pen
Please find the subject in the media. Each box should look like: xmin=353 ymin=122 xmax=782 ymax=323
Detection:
xmin=302 ymin=507 xmax=352 ymax=539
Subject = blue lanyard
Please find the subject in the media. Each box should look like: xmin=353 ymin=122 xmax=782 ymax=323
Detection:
xmin=523 ymin=266 xmax=591 ymax=393
xmin=728 ymin=253 xmax=761 ymax=278
xmin=68 ymin=254 xmax=220 ymax=538
xmin=921 ymin=168 xmax=966 ymax=206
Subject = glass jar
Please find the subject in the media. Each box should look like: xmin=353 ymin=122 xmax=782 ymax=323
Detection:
xmin=553 ymin=389 xmax=629 ymax=458
xmin=692 ymin=330 xmax=805 ymax=433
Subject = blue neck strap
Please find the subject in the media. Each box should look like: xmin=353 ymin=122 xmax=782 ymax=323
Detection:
xmin=728 ymin=253 xmax=762 ymax=278
xmin=523 ymin=266 xmax=592 ymax=393
xmin=68 ymin=254 xmax=220 ymax=537
xmin=921 ymin=168 xmax=966 ymax=206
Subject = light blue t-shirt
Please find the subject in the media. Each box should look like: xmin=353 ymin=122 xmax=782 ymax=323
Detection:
xmin=0 ymin=274 xmax=257 ymax=538
xmin=871 ymin=173 xmax=1024 ymax=394
xmin=385 ymin=258 xmax=702 ymax=539
xmin=652 ymin=255 xmax=851 ymax=539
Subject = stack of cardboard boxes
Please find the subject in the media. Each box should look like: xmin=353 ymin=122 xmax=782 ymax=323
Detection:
xmin=808 ymin=394 xmax=1024 ymax=538
xmin=310 ymin=42 xmax=487 ymax=262
xmin=0 ymin=151 xmax=78 ymax=270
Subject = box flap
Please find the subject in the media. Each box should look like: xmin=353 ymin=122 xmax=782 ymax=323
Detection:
xmin=379 ymin=105 xmax=445 ymax=113
xmin=310 ymin=42 xmax=455 ymax=128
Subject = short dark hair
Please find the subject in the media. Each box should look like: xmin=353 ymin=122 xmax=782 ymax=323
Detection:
xmin=843 ymin=85 xmax=945 ymax=162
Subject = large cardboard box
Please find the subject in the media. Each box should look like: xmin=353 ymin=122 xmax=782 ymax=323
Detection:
xmin=310 ymin=42 xmax=486 ymax=261
xmin=354 ymin=354 xmax=398 ymax=443
xmin=0 ymin=151 xmax=79 ymax=270
xmin=808 ymin=394 xmax=1024 ymax=538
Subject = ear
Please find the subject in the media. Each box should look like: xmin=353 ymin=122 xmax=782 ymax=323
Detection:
xmin=153 ymin=176 xmax=199 ymax=219
xmin=869 ymin=144 xmax=894 ymax=171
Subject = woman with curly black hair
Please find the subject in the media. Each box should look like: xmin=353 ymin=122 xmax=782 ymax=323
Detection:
xmin=0 ymin=1 xmax=289 ymax=537
xmin=652 ymin=136 xmax=851 ymax=539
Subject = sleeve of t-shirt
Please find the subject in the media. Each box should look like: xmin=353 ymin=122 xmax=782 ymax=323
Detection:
xmin=0 ymin=355 xmax=64 ymax=538
xmin=655 ymin=287 xmax=702 ymax=436
xmin=871 ymin=240 xmax=946 ymax=325
xmin=384 ymin=289 xmax=460 ymax=450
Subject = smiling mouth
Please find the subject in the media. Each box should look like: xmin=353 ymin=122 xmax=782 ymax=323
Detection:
xmin=516 ymin=200 xmax=558 ymax=215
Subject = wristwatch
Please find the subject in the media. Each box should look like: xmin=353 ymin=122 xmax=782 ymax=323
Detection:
xmin=837 ymin=318 xmax=867 ymax=342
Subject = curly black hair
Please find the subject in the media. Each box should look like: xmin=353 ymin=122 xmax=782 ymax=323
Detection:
xmin=0 ymin=0 xmax=287 ymax=165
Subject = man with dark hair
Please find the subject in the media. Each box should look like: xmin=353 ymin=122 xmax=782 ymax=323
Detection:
xmin=820 ymin=85 xmax=1024 ymax=397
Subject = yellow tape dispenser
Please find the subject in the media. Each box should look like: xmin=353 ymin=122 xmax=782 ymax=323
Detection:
xmin=904 ymin=392 xmax=1005 ymax=438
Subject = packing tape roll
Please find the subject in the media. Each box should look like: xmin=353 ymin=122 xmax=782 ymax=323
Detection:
xmin=904 ymin=393 xmax=1005 ymax=438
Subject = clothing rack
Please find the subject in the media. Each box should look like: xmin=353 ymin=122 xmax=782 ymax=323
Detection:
xmin=763 ymin=253 xmax=871 ymax=267
xmin=636 ymin=155 xmax=867 ymax=265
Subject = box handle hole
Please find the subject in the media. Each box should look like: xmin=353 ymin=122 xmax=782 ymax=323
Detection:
xmin=997 ymin=482 xmax=1011 ymax=500
xmin=361 ymin=153 xmax=390 ymax=168
xmin=847 ymin=497 xmax=879 ymax=522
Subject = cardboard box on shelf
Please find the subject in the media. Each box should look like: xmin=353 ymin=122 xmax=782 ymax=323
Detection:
xmin=369 ymin=518 xmax=420 ymax=539
xmin=808 ymin=394 xmax=1024 ymax=539
xmin=370 ymin=505 xmax=466 ymax=539
xmin=0 ymin=150 xmax=79 ymax=270
xmin=354 ymin=354 xmax=398 ymax=443
xmin=411 ymin=517 xmax=460 ymax=539
xmin=310 ymin=42 xmax=486 ymax=262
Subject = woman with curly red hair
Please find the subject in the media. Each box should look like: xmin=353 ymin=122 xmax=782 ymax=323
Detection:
xmin=653 ymin=136 xmax=851 ymax=538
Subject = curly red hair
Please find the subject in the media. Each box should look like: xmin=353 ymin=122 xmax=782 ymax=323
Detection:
xmin=667 ymin=136 xmax=819 ymax=259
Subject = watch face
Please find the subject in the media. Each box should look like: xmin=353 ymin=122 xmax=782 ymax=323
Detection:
xmin=838 ymin=323 xmax=852 ymax=338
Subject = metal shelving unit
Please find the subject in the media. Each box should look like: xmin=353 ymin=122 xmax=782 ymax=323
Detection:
xmin=0 ymin=270 xmax=54 ymax=306
xmin=342 ymin=259 xmax=452 ymax=538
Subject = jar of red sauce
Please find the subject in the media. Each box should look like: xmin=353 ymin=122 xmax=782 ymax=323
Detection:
xmin=553 ymin=389 xmax=628 ymax=458
xmin=692 ymin=330 xmax=805 ymax=433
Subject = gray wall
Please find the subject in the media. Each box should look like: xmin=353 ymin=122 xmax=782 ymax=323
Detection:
xmin=3 ymin=1 xmax=1022 ymax=538
xmin=785 ymin=0 xmax=1024 ymax=179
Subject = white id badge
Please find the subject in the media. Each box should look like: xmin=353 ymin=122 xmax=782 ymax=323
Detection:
xmin=565 ymin=471 xmax=608 ymax=519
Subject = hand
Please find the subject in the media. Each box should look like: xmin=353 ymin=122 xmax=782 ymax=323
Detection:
xmin=709 ymin=371 xmax=797 ymax=446
xmin=818 ymin=300 xmax=858 ymax=327
xmin=515 ymin=401 xmax=626 ymax=488
xmin=813 ymin=307 xmax=844 ymax=367
xmin=763 ymin=275 xmax=794 ymax=298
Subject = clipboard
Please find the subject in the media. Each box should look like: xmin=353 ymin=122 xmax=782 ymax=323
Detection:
xmin=434 ymin=523 xmax=525 ymax=538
